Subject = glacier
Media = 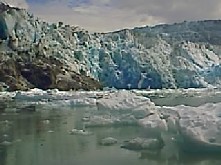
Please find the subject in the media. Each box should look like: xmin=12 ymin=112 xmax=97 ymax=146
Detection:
xmin=0 ymin=3 xmax=221 ymax=90
xmin=1 ymin=1 xmax=221 ymax=155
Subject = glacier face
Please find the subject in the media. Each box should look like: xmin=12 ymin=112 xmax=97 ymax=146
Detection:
xmin=0 ymin=3 xmax=221 ymax=90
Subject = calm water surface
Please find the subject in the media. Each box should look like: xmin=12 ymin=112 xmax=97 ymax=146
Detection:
xmin=1 ymin=93 xmax=221 ymax=165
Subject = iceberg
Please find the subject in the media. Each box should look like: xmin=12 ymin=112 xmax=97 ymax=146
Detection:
xmin=81 ymin=90 xmax=221 ymax=153
xmin=96 ymin=90 xmax=155 ymax=113
xmin=174 ymin=103 xmax=221 ymax=152
xmin=138 ymin=114 xmax=168 ymax=132
xmin=84 ymin=90 xmax=157 ymax=127
xmin=152 ymin=103 xmax=221 ymax=153
xmin=3 ymin=89 xmax=221 ymax=153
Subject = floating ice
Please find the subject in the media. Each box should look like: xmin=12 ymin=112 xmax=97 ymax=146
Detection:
xmin=100 ymin=137 xmax=118 ymax=146
xmin=80 ymin=90 xmax=221 ymax=153
xmin=84 ymin=90 xmax=157 ymax=127
xmin=175 ymin=103 xmax=221 ymax=152
xmin=0 ymin=141 xmax=12 ymax=146
xmin=96 ymin=90 xmax=155 ymax=113
xmin=138 ymin=114 xmax=168 ymax=132
xmin=69 ymin=129 xmax=93 ymax=136
xmin=3 ymin=89 xmax=221 ymax=153
xmin=14 ymin=88 xmax=100 ymax=106
xmin=154 ymin=103 xmax=221 ymax=152
xmin=121 ymin=137 xmax=164 ymax=151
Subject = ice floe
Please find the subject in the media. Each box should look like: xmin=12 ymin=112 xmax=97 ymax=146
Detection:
xmin=84 ymin=90 xmax=156 ymax=127
xmin=83 ymin=90 xmax=221 ymax=152
xmin=172 ymin=103 xmax=221 ymax=152
xmin=2 ymin=88 xmax=221 ymax=153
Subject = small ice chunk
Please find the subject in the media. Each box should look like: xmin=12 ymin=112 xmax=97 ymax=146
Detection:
xmin=48 ymin=130 xmax=54 ymax=133
xmin=121 ymin=137 xmax=164 ymax=151
xmin=84 ymin=115 xmax=114 ymax=127
xmin=42 ymin=120 xmax=50 ymax=124
xmin=69 ymin=129 xmax=93 ymax=136
xmin=0 ymin=141 xmax=12 ymax=146
xmin=100 ymin=137 xmax=118 ymax=146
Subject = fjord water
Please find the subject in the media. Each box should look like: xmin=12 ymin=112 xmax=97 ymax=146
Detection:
xmin=1 ymin=93 xmax=221 ymax=165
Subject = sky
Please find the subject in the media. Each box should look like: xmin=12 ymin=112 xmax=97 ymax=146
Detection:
xmin=3 ymin=0 xmax=221 ymax=32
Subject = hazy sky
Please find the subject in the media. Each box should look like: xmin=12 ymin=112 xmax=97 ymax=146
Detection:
xmin=4 ymin=0 xmax=221 ymax=32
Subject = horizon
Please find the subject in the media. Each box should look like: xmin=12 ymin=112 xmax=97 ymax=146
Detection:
xmin=2 ymin=0 xmax=221 ymax=32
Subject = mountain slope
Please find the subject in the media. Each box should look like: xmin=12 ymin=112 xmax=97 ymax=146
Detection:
xmin=0 ymin=2 xmax=221 ymax=91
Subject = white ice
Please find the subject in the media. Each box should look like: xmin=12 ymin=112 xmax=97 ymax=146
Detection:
xmin=2 ymin=88 xmax=221 ymax=152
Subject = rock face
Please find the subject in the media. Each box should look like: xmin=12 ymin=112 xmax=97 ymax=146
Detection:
xmin=0 ymin=3 xmax=221 ymax=90
xmin=0 ymin=53 xmax=102 ymax=91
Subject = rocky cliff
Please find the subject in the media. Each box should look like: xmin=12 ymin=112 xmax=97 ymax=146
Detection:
xmin=0 ymin=2 xmax=221 ymax=91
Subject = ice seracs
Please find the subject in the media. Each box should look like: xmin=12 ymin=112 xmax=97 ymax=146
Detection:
xmin=1 ymin=4 xmax=221 ymax=90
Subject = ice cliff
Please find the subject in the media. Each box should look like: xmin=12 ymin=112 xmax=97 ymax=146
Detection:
xmin=0 ymin=3 xmax=221 ymax=90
